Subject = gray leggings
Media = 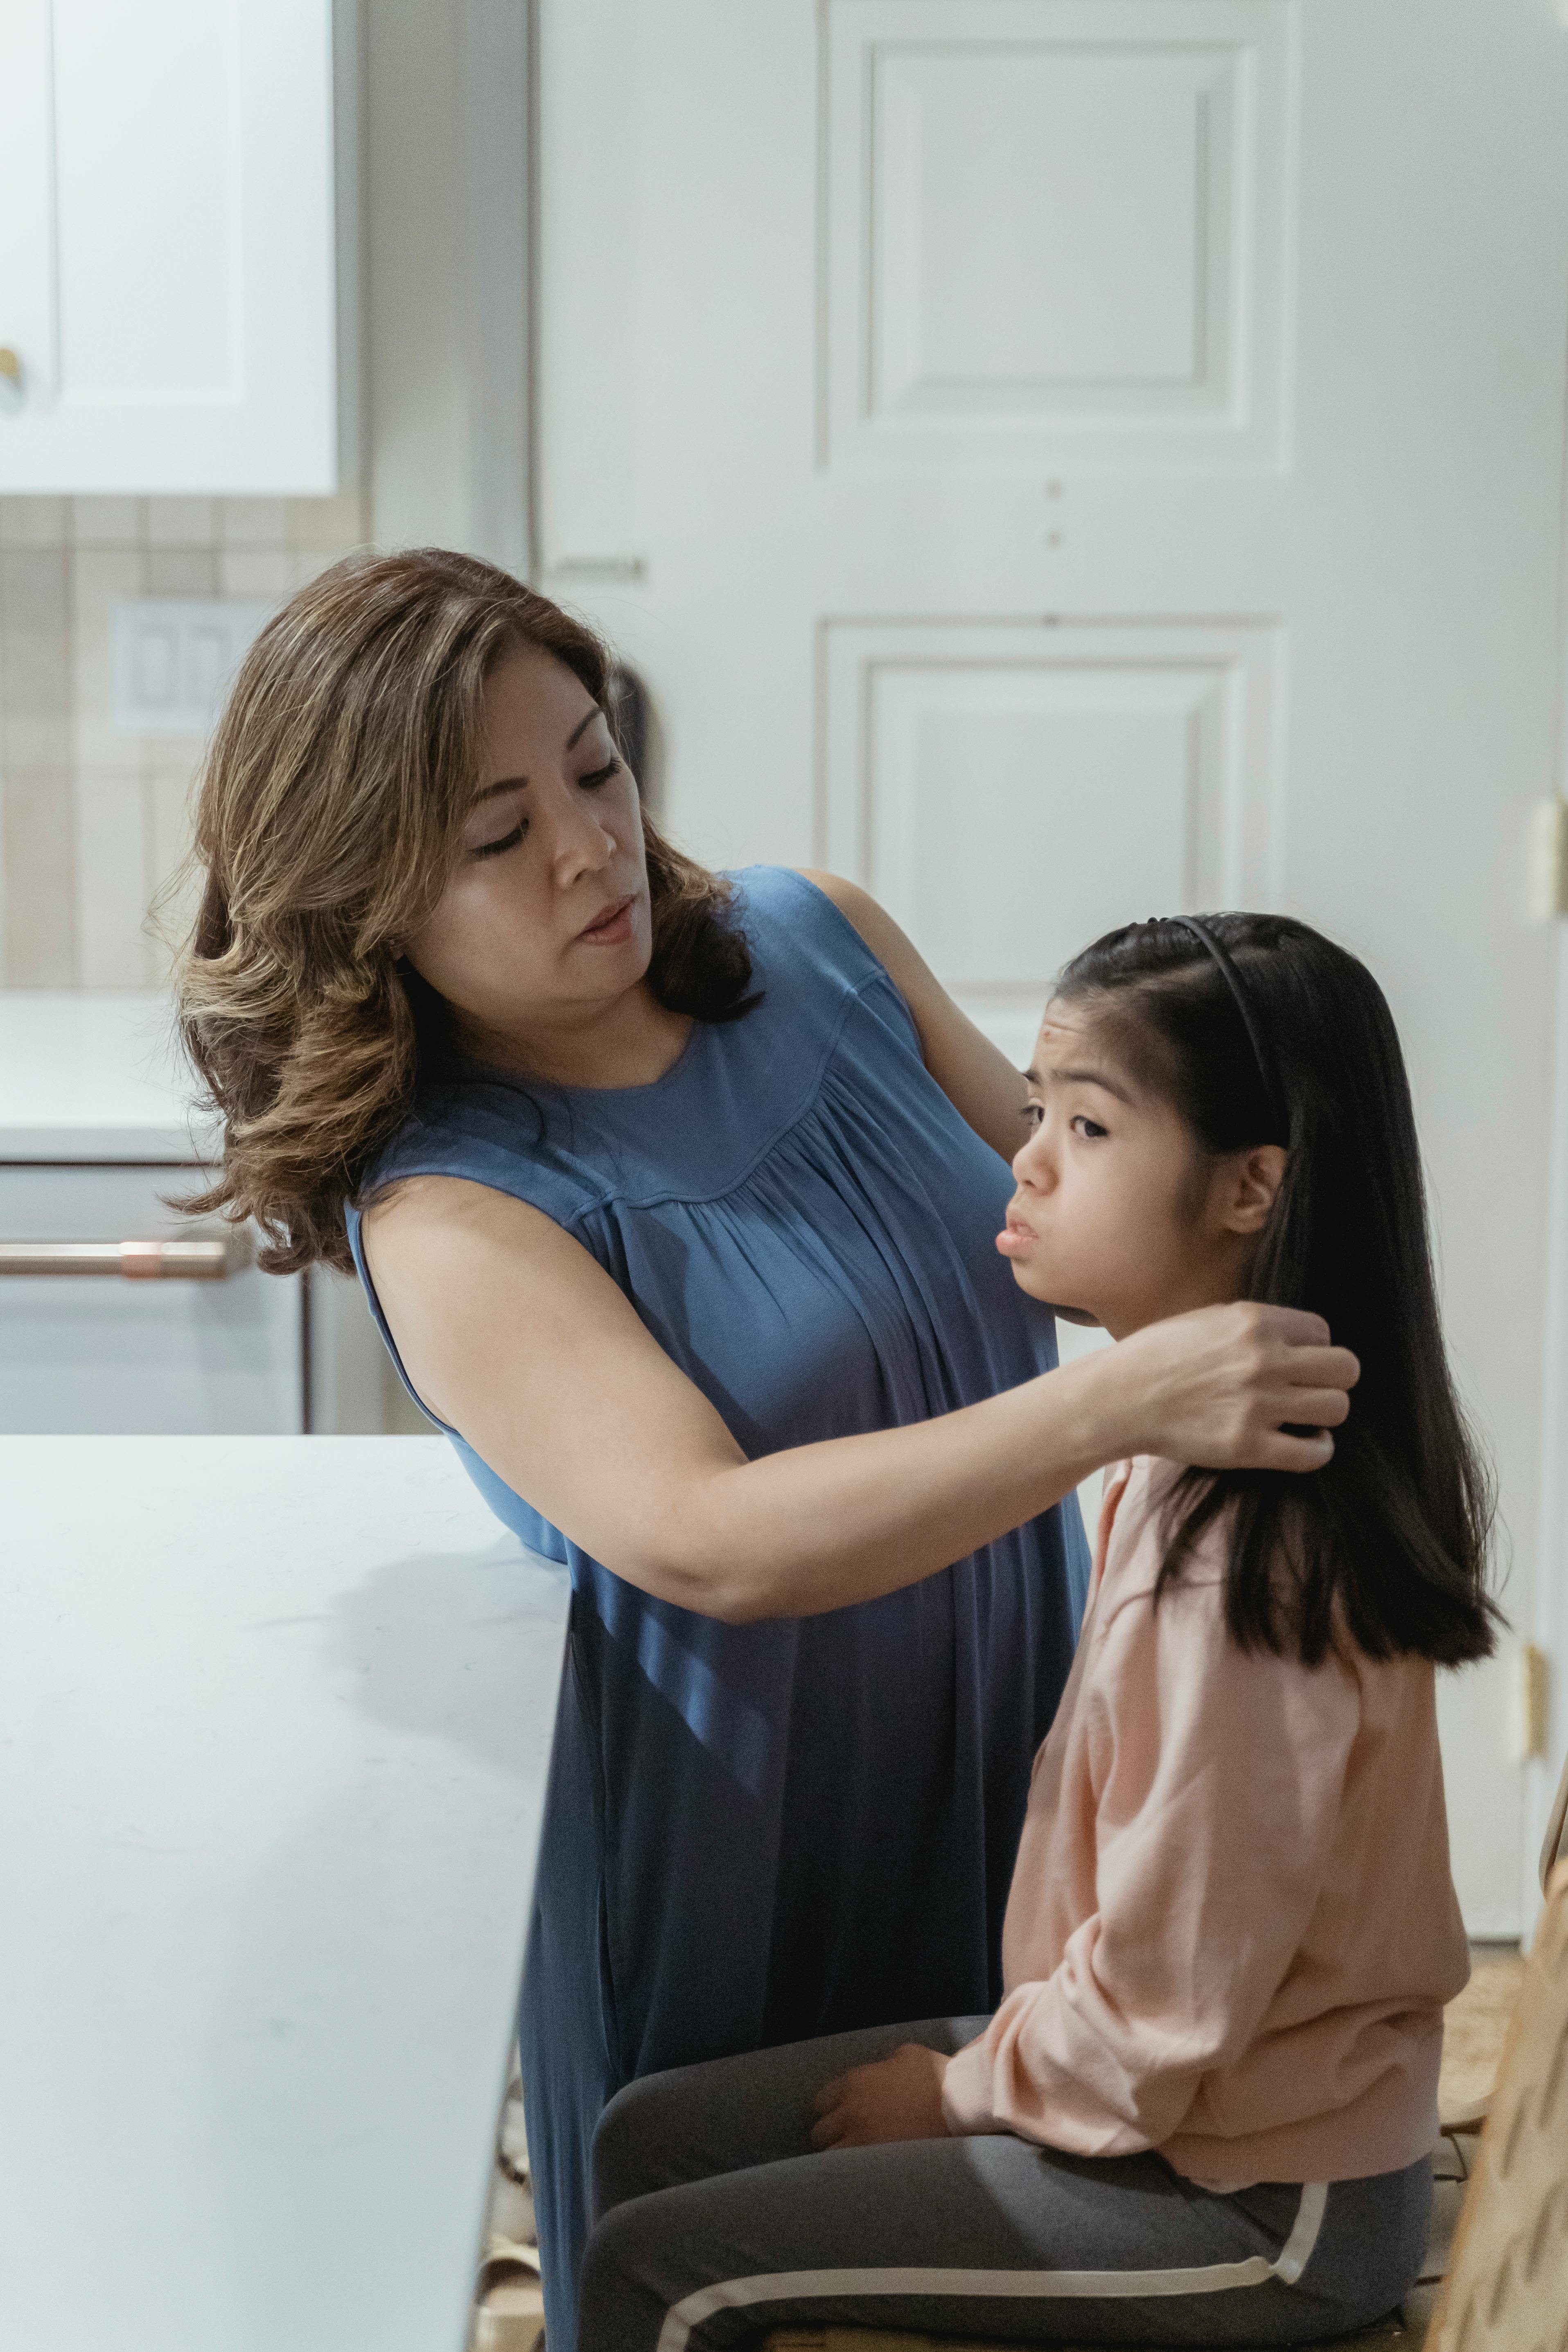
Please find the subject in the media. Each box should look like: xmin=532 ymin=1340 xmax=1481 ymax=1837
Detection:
xmin=578 ymin=2017 xmax=1433 ymax=2352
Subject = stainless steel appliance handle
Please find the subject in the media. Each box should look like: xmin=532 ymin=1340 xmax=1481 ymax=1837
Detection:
xmin=0 ymin=1233 xmax=252 ymax=1281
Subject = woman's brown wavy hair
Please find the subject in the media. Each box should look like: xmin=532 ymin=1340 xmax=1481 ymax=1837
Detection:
xmin=173 ymin=548 xmax=756 ymax=1275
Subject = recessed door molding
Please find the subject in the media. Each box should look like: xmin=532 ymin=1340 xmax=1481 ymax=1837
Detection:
xmin=819 ymin=0 xmax=1297 ymax=474
xmin=818 ymin=612 xmax=1286 ymax=1039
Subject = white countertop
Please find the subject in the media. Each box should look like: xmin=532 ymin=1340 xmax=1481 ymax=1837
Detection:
xmin=0 ymin=1437 xmax=569 ymax=2352
xmin=0 ymin=991 xmax=217 ymax=1161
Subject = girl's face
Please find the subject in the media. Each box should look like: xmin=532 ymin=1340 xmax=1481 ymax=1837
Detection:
xmin=403 ymin=643 xmax=652 ymax=1047
xmin=998 ymin=998 xmax=1285 ymax=1340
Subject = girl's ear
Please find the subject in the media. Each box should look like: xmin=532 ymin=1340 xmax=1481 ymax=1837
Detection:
xmin=1219 ymin=1144 xmax=1287 ymax=1235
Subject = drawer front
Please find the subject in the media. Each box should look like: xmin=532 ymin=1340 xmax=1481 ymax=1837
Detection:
xmin=0 ymin=1166 xmax=303 ymax=1435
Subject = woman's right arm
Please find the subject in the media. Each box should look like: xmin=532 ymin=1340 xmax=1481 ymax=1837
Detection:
xmin=363 ymin=1176 xmax=1357 ymax=1625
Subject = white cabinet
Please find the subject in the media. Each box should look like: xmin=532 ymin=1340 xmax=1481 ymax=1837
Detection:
xmin=0 ymin=992 xmax=309 ymax=1432
xmin=0 ymin=0 xmax=351 ymax=494
xmin=0 ymin=993 xmax=391 ymax=1434
xmin=0 ymin=1163 xmax=305 ymax=1433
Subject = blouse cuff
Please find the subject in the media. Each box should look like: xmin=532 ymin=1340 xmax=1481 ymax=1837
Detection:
xmin=939 ymin=2039 xmax=998 ymax=2136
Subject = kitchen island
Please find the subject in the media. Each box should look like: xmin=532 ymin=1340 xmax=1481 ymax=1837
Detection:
xmin=0 ymin=1434 xmax=568 ymax=2352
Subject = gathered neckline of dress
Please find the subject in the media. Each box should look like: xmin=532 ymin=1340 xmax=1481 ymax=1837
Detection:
xmin=451 ymin=1008 xmax=709 ymax=1102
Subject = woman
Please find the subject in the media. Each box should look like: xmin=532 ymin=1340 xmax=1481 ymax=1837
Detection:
xmin=175 ymin=550 xmax=1357 ymax=2352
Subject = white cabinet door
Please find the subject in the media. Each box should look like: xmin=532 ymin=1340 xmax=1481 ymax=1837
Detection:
xmin=0 ymin=0 xmax=340 ymax=493
xmin=537 ymin=0 xmax=1568 ymax=1933
xmin=0 ymin=1166 xmax=303 ymax=1431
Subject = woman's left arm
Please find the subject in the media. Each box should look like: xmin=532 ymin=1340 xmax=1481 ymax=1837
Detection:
xmin=799 ymin=871 xmax=1030 ymax=1160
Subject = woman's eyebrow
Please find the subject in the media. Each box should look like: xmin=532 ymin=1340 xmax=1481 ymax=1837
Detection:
xmin=470 ymin=707 xmax=606 ymax=804
xmin=566 ymin=706 xmax=601 ymax=749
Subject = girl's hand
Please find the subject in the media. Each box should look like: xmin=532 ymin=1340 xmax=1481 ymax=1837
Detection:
xmin=1104 ymin=1301 xmax=1360 ymax=1475
xmin=810 ymin=2044 xmax=950 ymax=2149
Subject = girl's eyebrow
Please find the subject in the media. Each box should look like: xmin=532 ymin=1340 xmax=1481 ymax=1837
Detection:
xmin=469 ymin=707 xmax=606 ymax=805
xmin=1029 ymin=1063 xmax=1137 ymax=1106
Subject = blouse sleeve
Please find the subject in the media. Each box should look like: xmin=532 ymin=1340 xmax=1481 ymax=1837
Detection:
xmin=940 ymin=1575 xmax=1362 ymax=2155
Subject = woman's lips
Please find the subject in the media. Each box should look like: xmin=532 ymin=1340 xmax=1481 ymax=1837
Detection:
xmin=575 ymin=894 xmax=636 ymax=945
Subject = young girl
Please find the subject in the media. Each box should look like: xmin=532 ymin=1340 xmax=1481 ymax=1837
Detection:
xmin=573 ymin=911 xmax=1496 ymax=2351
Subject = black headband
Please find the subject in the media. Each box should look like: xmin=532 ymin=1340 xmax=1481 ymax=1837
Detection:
xmin=1169 ymin=917 xmax=1288 ymax=1140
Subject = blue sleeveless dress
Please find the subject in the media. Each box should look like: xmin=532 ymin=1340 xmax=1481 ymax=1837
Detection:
xmin=347 ymin=868 xmax=1088 ymax=2351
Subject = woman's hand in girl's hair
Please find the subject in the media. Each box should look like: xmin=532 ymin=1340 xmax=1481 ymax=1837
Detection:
xmin=810 ymin=2044 xmax=950 ymax=2148
xmin=1107 ymin=1300 xmax=1360 ymax=1474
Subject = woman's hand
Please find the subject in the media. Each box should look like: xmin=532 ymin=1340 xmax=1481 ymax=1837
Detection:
xmin=1101 ymin=1301 xmax=1359 ymax=1474
xmin=810 ymin=2044 xmax=950 ymax=2149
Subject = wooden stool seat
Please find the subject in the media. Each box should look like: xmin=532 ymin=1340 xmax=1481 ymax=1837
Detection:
xmin=758 ymin=2138 xmax=1460 ymax=2352
xmin=765 ymin=1847 xmax=1568 ymax=2352
xmin=758 ymin=2134 xmax=1468 ymax=2352
xmin=764 ymin=2300 xmax=1440 ymax=2352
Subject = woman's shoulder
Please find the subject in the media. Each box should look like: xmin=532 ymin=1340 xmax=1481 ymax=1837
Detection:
xmin=730 ymin=865 xmax=899 ymax=996
xmin=729 ymin=866 xmax=924 ymax=1078
xmin=356 ymin=1075 xmax=605 ymax=1230
xmin=351 ymin=866 xmax=919 ymax=1219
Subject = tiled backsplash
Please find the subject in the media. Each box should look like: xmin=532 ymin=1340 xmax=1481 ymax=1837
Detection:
xmin=0 ymin=491 xmax=368 ymax=988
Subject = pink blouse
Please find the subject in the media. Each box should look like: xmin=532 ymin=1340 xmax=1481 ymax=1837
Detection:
xmin=941 ymin=1458 xmax=1468 ymax=2185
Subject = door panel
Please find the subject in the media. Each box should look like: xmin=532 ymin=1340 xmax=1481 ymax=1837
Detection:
xmin=821 ymin=617 xmax=1281 ymax=1046
xmin=821 ymin=0 xmax=1293 ymax=471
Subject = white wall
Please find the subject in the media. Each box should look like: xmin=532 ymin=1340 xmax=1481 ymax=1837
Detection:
xmin=365 ymin=0 xmax=530 ymax=571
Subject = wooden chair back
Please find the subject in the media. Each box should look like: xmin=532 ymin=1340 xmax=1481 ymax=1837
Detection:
xmin=1541 ymin=1743 xmax=1568 ymax=1891
xmin=1428 ymin=1859 xmax=1568 ymax=2352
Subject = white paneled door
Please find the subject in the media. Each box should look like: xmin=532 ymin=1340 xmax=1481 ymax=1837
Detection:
xmin=537 ymin=0 xmax=1568 ymax=1932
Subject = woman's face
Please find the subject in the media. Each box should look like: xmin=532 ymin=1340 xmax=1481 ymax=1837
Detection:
xmin=403 ymin=643 xmax=652 ymax=1045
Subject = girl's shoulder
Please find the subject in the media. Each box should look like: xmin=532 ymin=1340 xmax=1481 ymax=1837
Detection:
xmin=1095 ymin=1456 xmax=1215 ymax=1601
xmin=1096 ymin=1454 xmax=1272 ymax=1643
xmin=1096 ymin=1456 xmax=1385 ymax=1705
xmin=1086 ymin=1464 xmax=1367 ymax=1776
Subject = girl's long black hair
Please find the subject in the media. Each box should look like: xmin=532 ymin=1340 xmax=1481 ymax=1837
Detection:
xmin=1056 ymin=913 xmax=1499 ymax=1667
